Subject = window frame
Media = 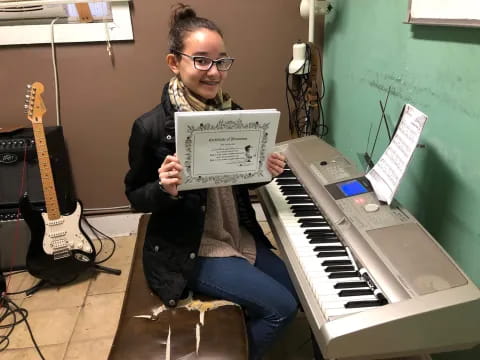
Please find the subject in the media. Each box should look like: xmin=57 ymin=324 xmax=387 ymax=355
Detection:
xmin=0 ymin=1 xmax=133 ymax=46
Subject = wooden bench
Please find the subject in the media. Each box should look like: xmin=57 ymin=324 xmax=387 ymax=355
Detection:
xmin=108 ymin=214 xmax=248 ymax=360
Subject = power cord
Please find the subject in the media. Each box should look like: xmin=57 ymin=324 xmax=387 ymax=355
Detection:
xmin=285 ymin=42 xmax=328 ymax=138
xmin=3 ymin=271 xmax=42 ymax=297
xmin=81 ymin=216 xmax=117 ymax=265
xmin=50 ymin=17 xmax=61 ymax=127
xmin=1 ymin=292 xmax=45 ymax=359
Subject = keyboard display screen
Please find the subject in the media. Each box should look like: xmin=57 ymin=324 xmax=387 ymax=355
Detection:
xmin=338 ymin=180 xmax=368 ymax=197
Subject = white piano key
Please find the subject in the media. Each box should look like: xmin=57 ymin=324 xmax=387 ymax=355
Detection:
xmin=319 ymin=294 xmax=378 ymax=304
xmin=264 ymin=179 xmax=389 ymax=325
xmin=324 ymin=306 xmax=378 ymax=318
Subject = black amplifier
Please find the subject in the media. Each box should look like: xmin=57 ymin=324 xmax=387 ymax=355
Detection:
xmin=0 ymin=126 xmax=76 ymax=213
xmin=0 ymin=126 xmax=74 ymax=271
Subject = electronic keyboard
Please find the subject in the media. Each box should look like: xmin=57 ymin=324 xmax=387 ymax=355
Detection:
xmin=257 ymin=135 xmax=480 ymax=360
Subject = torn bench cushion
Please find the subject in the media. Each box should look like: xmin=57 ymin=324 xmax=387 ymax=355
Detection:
xmin=108 ymin=214 xmax=249 ymax=360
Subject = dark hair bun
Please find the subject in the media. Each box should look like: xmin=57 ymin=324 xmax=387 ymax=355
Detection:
xmin=170 ymin=3 xmax=197 ymax=27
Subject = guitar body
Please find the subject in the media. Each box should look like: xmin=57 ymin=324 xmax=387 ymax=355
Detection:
xmin=21 ymin=196 xmax=96 ymax=285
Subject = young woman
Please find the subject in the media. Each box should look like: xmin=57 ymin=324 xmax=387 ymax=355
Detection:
xmin=125 ymin=4 xmax=299 ymax=359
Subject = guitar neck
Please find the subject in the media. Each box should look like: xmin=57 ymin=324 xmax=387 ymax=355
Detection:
xmin=32 ymin=123 xmax=61 ymax=220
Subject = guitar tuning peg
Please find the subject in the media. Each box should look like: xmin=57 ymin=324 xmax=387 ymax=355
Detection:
xmin=24 ymin=104 xmax=29 ymax=109
xmin=25 ymin=94 xmax=30 ymax=99
xmin=26 ymin=84 xmax=31 ymax=89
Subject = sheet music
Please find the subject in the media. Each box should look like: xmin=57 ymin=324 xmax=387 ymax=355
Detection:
xmin=366 ymin=104 xmax=427 ymax=204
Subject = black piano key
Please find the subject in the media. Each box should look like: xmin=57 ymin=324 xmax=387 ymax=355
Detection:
xmin=345 ymin=299 xmax=388 ymax=308
xmin=281 ymin=187 xmax=304 ymax=192
xmin=307 ymin=235 xmax=339 ymax=241
xmin=322 ymin=260 xmax=352 ymax=266
xmin=307 ymin=234 xmax=337 ymax=240
xmin=281 ymin=188 xmax=307 ymax=195
xmin=301 ymin=218 xmax=327 ymax=222
xmin=294 ymin=210 xmax=321 ymax=217
xmin=328 ymin=271 xmax=359 ymax=278
xmin=307 ymin=232 xmax=335 ymax=237
xmin=305 ymin=229 xmax=336 ymax=234
xmin=293 ymin=208 xmax=321 ymax=214
xmin=299 ymin=217 xmax=327 ymax=222
xmin=288 ymin=198 xmax=313 ymax=204
xmin=325 ymin=265 xmax=355 ymax=272
xmin=306 ymin=230 xmax=335 ymax=235
xmin=286 ymin=194 xmax=309 ymax=198
xmin=291 ymin=205 xmax=318 ymax=210
xmin=313 ymin=246 xmax=345 ymax=252
xmin=339 ymin=289 xmax=374 ymax=297
xmin=301 ymin=221 xmax=328 ymax=227
xmin=275 ymin=178 xmax=300 ymax=185
xmin=301 ymin=222 xmax=329 ymax=228
xmin=334 ymin=281 xmax=368 ymax=289
xmin=280 ymin=184 xmax=302 ymax=189
xmin=309 ymin=238 xmax=341 ymax=244
xmin=287 ymin=195 xmax=311 ymax=200
xmin=298 ymin=217 xmax=325 ymax=223
xmin=299 ymin=220 xmax=327 ymax=225
xmin=278 ymin=169 xmax=294 ymax=178
xmin=317 ymin=251 xmax=348 ymax=258
xmin=292 ymin=207 xmax=319 ymax=214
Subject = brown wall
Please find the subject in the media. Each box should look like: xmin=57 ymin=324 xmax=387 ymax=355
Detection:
xmin=1 ymin=0 xmax=323 ymax=210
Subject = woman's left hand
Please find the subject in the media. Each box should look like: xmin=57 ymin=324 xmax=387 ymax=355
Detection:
xmin=267 ymin=152 xmax=286 ymax=177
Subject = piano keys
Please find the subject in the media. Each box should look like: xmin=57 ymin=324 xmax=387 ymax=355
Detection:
xmin=257 ymin=135 xmax=480 ymax=360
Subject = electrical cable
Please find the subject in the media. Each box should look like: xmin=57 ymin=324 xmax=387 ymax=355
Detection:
xmin=285 ymin=43 xmax=328 ymax=138
xmin=50 ymin=17 xmax=61 ymax=127
xmin=0 ymin=295 xmax=45 ymax=359
xmin=5 ymin=142 xmax=29 ymax=291
xmin=81 ymin=216 xmax=117 ymax=265
xmin=4 ymin=282 xmax=43 ymax=297
xmin=0 ymin=123 xmax=43 ymax=358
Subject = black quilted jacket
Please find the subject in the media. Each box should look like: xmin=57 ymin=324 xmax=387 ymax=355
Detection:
xmin=124 ymin=84 xmax=272 ymax=307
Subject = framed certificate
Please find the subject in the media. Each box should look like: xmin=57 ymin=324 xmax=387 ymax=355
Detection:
xmin=175 ymin=109 xmax=280 ymax=191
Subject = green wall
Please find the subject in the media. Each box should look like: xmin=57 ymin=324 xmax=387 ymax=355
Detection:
xmin=323 ymin=1 xmax=480 ymax=359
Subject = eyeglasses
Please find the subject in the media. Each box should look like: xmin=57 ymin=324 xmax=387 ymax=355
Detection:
xmin=172 ymin=50 xmax=235 ymax=71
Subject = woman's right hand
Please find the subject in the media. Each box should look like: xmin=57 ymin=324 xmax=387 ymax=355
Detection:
xmin=158 ymin=154 xmax=183 ymax=197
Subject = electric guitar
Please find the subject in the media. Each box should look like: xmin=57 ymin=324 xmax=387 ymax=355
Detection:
xmin=20 ymin=81 xmax=96 ymax=285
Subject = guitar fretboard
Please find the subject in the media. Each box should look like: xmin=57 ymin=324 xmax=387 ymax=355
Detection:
xmin=32 ymin=122 xmax=60 ymax=220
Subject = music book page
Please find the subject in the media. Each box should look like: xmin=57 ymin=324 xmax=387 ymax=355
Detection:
xmin=366 ymin=104 xmax=428 ymax=205
xmin=175 ymin=109 xmax=280 ymax=191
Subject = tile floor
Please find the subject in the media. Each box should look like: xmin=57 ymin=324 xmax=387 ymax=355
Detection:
xmin=1 ymin=220 xmax=314 ymax=360
xmin=1 ymin=234 xmax=136 ymax=360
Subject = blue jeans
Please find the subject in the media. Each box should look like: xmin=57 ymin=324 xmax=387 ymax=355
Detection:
xmin=187 ymin=241 xmax=299 ymax=360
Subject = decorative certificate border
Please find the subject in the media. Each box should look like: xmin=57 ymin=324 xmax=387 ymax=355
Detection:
xmin=182 ymin=118 xmax=271 ymax=187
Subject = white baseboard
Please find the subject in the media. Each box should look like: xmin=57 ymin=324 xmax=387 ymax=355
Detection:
xmin=82 ymin=204 xmax=266 ymax=239
xmin=83 ymin=213 xmax=143 ymax=238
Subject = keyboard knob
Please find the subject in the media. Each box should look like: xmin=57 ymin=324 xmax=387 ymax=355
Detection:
xmin=364 ymin=203 xmax=379 ymax=213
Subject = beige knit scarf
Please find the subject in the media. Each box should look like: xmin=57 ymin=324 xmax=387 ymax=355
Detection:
xmin=168 ymin=76 xmax=232 ymax=112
